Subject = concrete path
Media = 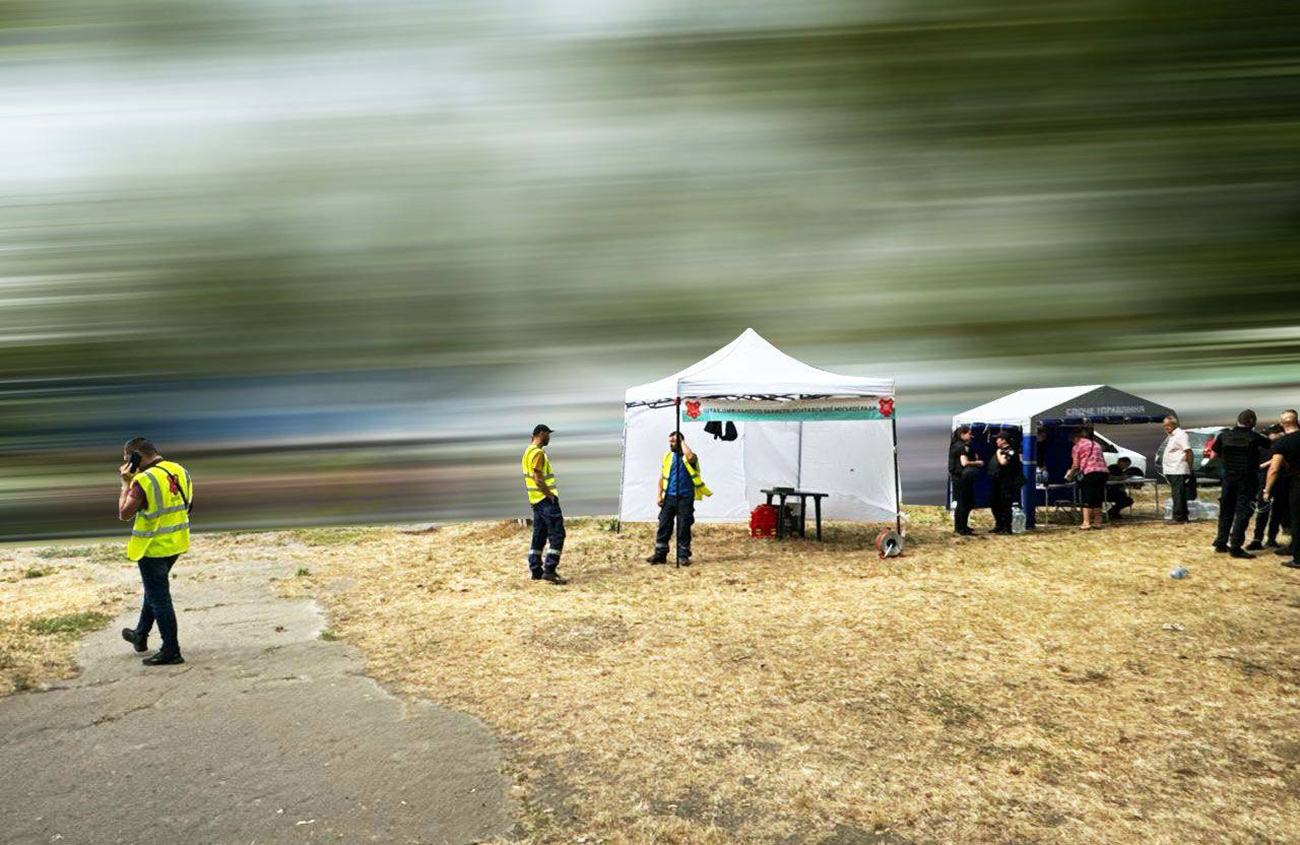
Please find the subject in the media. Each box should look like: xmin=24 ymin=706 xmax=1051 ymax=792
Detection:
xmin=0 ymin=561 xmax=511 ymax=845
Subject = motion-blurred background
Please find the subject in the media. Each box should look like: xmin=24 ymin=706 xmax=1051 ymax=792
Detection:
xmin=3 ymin=1 xmax=1298 ymax=538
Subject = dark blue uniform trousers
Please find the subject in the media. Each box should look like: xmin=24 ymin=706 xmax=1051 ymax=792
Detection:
xmin=529 ymin=499 xmax=565 ymax=575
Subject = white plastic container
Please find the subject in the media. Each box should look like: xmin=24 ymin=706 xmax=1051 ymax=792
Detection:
xmin=1011 ymin=506 xmax=1027 ymax=534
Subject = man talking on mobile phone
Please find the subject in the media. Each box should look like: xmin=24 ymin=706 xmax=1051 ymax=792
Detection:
xmin=117 ymin=438 xmax=193 ymax=665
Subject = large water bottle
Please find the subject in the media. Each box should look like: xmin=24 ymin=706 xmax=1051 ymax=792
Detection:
xmin=1011 ymin=506 xmax=1027 ymax=534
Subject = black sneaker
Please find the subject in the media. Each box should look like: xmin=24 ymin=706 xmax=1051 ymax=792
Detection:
xmin=541 ymin=571 xmax=565 ymax=584
xmin=1228 ymin=548 xmax=1254 ymax=559
xmin=121 ymin=627 xmax=148 ymax=653
xmin=1282 ymin=560 xmax=1300 ymax=569
xmin=645 ymin=555 xmax=667 ymax=565
xmin=142 ymin=651 xmax=184 ymax=666
xmin=1275 ymin=547 xmax=1295 ymax=557
xmin=957 ymin=528 xmax=974 ymax=536
xmin=1265 ymin=539 xmax=1280 ymax=548
xmin=530 ymin=570 xmax=543 ymax=580
xmin=1213 ymin=545 xmax=1229 ymax=554
xmin=1245 ymin=540 xmax=1264 ymax=551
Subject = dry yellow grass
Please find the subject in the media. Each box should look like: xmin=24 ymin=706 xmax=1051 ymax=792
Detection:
xmin=5 ymin=511 xmax=1297 ymax=844
xmin=0 ymin=543 xmax=132 ymax=693
xmin=273 ymin=507 xmax=1300 ymax=845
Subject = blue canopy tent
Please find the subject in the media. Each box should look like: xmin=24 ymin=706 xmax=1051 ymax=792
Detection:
xmin=952 ymin=385 xmax=1176 ymax=527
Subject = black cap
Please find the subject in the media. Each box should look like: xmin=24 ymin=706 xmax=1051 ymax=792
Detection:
xmin=532 ymin=424 xmax=554 ymax=436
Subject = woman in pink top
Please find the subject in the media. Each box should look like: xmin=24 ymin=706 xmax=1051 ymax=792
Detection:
xmin=1068 ymin=427 xmax=1110 ymax=529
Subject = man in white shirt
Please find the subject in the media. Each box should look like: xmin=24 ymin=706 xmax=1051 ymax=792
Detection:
xmin=1161 ymin=415 xmax=1194 ymax=523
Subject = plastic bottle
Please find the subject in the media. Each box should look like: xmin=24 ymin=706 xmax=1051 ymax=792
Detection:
xmin=1170 ymin=567 xmax=1190 ymax=579
xmin=1011 ymin=506 xmax=1026 ymax=534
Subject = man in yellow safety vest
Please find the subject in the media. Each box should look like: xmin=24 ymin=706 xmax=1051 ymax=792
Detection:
xmin=117 ymin=437 xmax=193 ymax=665
xmin=522 ymin=424 xmax=565 ymax=583
xmin=646 ymin=430 xmax=711 ymax=566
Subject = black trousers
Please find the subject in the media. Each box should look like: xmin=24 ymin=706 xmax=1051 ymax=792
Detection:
xmin=1289 ymin=477 xmax=1300 ymax=561
xmin=1107 ymin=485 xmax=1134 ymax=515
xmin=528 ymin=498 xmax=565 ymax=574
xmin=1252 ymin=481 xmax=1290 ymax=544
xmin=654 ymin=495 xmax=695 ymax=561
xmin=135 ymin=554 xmax=181 ymax=653
xmin=1215 ymin=474 xmax=1257 ymax=550
xmin=991 ymin=482 xmax=1018 ymax=531
xmin=953 ymin=473 xmax=976 ymax=532
xmin=1168 ymin=475 xmax=1191 ymax=522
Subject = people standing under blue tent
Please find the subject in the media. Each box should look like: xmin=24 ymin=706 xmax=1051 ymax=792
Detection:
xmin=988 ymin=431 xmax=1023 ymax=534
xmin=1067 ymin=427 xmax=1109 ymax=530
xmin=1248 ymin=423 xmax=1289 ymax=550
xmin=1210 ymin=409 xmax=1271 ymax=558
xmin=949 ymin=425 xmax=983 ymax=536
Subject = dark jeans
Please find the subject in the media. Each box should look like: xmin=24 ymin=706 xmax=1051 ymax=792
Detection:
xmin=1215 ymin=474 xmax=1257 ymax=550
xmin=654 ymin=495 xmax=695 ymax=561
xmin=529 ymin=499 xmax=565 ymax=575
xmin=1288 ymin=477 xmax=1300 ymax=561
xmin=953 ymin=473 xmax=976 ymax=532
xmin=1168 ymin=474 xmax=1191 ymax=521
xmin=1253 ymin=481 xmax=1289 ymax=544
xmin=135 ymin=554 xmax=181 ymax=653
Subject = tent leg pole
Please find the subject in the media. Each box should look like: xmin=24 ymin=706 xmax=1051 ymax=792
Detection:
xmin=615 ymin=410 xmax=630 ymax=533
xmin=892 ymin=415 xmax=902 ymax=534
xmin=674 ymin=397 xmax=682 ymax=568
xmin=1022 ymin=431 xmax=1037 ymax=529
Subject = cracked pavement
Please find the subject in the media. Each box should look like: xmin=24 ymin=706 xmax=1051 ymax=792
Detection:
xmin=0 ymin=560 xmax=511 ymax=845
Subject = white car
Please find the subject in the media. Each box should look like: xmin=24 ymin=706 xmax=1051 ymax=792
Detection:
xmin=1093 ymin=432 xmax=1147 ymax=476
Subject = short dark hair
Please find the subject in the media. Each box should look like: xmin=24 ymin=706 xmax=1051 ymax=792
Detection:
xmin=952 ymin=425 xmax=971 ymax=442
xmin=1116 ymin=456 xmax=1132 ymax=465
xmin=1238 ymin=409 xmax=1257 ymax=428
xmin=123 ymin=437 xmax=156 ymax=456
xmin=1071 ymin=426 xmax=1089 ymax=441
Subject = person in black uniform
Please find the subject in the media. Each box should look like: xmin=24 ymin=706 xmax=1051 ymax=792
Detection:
xmin=1247 ymin=424 xmax=1289 ymax=550
xmin=1212 ymin=409 xmax=1271 ymax=558
xmin=1105 ymin=456 xmax=1142 ymax=518
xmin=949 ymin=425 xmax=983 ymax=535
xmin=988 ymin=431 xmax=1023 ymax=534
xmin=1263 ymin=410 xmax=1300 ymax=568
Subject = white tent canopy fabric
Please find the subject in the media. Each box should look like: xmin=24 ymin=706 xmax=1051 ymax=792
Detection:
xmin=626 ymin=328 xmax=894 ymax=403
xmin=619 ymin=329 xmax=900 ymax=525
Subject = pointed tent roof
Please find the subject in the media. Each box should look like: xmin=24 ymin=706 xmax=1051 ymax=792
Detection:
xmin=625 ymin=328 xmax=894 ymax=404
xmin=953 ymin=385 xmax=1175 ymax=429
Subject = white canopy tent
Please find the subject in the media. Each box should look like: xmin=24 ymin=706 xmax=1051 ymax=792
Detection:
xmin=618 ymin=329 xmax=901 ymax=527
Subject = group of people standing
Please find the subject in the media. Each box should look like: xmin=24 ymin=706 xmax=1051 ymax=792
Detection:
xmin=948 ymin=426 xmax=1024 ymax=535
xmin=1199 ymin=409 xmax=1298 ymax=566
xmin=948 ymin=411 xmax=1300 ymax=570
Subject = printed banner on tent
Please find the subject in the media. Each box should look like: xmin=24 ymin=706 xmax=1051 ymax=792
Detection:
xmin=683 ymin=396 xmax=895 ymax=422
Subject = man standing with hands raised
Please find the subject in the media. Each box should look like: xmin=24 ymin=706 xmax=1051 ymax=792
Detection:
xmin=646 ymin=431 xmax=711 ymax=566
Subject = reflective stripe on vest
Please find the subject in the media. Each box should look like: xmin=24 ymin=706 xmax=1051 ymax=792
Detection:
xmin=126 ymin=461 xmax=192 ymax=561
xmin=660 ymin=451 xmax=712 ymax=500
xmin=522 ymin=445 xmax=558 ymax=505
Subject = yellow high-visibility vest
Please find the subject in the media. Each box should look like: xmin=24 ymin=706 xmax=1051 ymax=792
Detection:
xmin=522 ymin=444 xmax=558 ymax=505
xmin=126 ymin=460 xmax=193 ymax=561
xmin=661 ymin=451 xmax=712 ymax=500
